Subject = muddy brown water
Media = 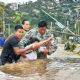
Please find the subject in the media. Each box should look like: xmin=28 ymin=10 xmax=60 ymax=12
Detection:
xmin=0 ymin=59 xmax=58 ymax=80
xmin=0 ymin=44 xmax=80 ymax=80
xmin=0 ymin=58 xmax=80 ymax=80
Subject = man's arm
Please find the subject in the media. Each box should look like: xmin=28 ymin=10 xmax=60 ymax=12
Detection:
xmin=13 ymin=37 xmax=52 ymax=55
xmin=13 ymin=45 xmax=33 ymax=55
xmin=26 ymin=37 xmax=52 ymax=51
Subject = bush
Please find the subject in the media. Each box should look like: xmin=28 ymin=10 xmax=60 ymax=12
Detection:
xmin=64 ymin=41 xmax=76 ymax=52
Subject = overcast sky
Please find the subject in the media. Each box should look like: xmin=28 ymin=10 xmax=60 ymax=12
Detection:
xmin=1 ymin=0 xmax=37 ymax=4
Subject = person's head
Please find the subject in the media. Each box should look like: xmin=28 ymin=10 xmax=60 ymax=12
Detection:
xmin=38 ymin=20 xmax=47 ymax=35
xmin=14 ymin=25 xmax=23 ymax=39
xmin=22 ymin=19 xmax=30 ymax=31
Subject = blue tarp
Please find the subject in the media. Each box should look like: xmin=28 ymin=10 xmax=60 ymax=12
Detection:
xmin=0 ymin=37 xmax=5 ymax=47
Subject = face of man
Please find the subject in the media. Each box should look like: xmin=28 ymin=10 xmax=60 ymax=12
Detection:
xmin=23 ymin=21 xmax=30 ymax=31
xmin=38 ymin=27 xmax=46 ymax=35
xmin=15 ymin=29 xmax=24 ymax=39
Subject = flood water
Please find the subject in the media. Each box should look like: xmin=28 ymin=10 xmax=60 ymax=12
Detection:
xmin=0 ymin=44 xmax=80 ymax=80
xmin=0 ymin=58 xmax=80 ymax=80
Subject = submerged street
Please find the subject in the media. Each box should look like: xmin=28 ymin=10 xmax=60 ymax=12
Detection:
xmin=0 ymin=44 xmax=80 ymax=80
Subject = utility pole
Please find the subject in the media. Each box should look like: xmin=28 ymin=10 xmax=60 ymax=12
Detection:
xmin=7 ymin=24 xmax=10 ymax=36
xmin=74 ymin=5 xmax=80 ymax=35
xmin=50 ymin=22 xmax=53 ymax=31
xmin=3 ymin=9 xmax=5 ymax=37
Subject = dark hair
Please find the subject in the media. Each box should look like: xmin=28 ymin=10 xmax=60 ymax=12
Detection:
xmin=27 ymin=37 xmax=40 ymax=45
xmin=38 ymin=20 xmax=47 ymax=28
xmin=22 ymin=19 xmax=28 ymax=25
xmin=15 ymin=25 xmax=23 ymax=31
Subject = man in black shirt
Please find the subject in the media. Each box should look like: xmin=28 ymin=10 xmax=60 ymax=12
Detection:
xmin=1 ymin=25 xmax=52 ymax=65
xmin=1 ymin=25 xmax=26 ymax=65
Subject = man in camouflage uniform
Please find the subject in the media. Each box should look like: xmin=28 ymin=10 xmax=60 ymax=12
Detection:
xmin=19 ymin=20 xmax=53 ymax=59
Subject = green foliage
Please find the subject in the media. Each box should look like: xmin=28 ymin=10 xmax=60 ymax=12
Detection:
xmin=64 ymin=42 xmax=76 ymax=52
xmin=1 ymin=0 xmax=80 ymax=37
xmin=0 ymin=2 xmax=4 ymax=29
xmin=13 ymin=12 xmax=22 ymax=24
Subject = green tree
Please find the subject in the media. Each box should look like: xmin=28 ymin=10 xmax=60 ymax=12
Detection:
xmin=0 ymin=2 xmax=4 ymax=31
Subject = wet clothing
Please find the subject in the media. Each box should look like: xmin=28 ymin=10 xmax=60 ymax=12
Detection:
xmin=1 ymin=35 xmax=20 ymax=65
xmin=19 ymin=28 xmax=52 ymax=59
xmin=19 ymin=28 xmax=51 ymax=48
